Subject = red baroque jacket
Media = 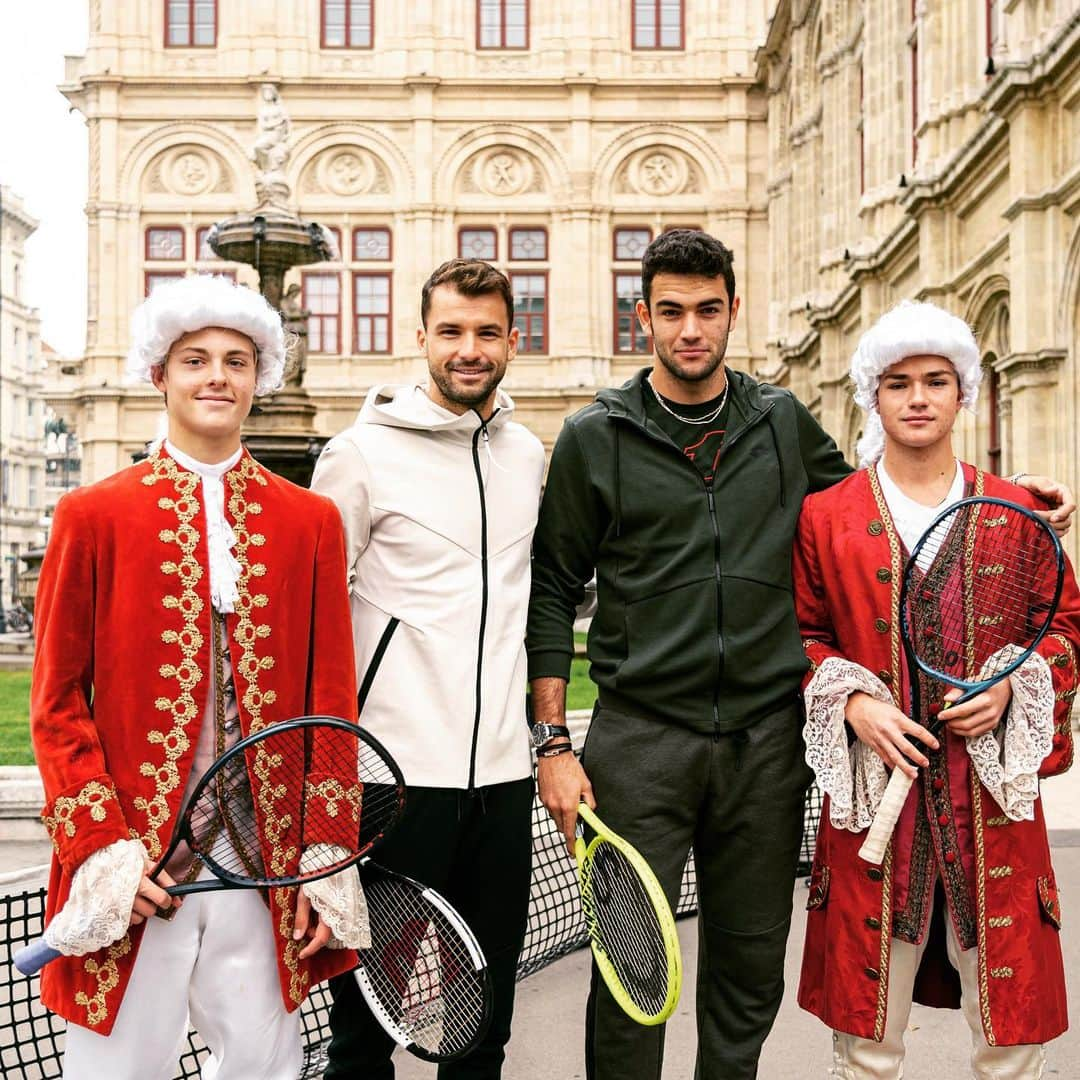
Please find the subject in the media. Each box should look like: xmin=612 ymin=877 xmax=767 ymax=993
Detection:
xmin=793 ymin=465 xmax=1079 ymax=1047
xmin=31 ymin=447 xmax=361 ymax=1034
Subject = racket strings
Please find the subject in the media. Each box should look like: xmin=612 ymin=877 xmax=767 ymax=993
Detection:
xmin=180 ymin=722 xmax=404 ymax=887
xmin=581 ymin=842 xmax=669 ymax=1014
xmin=362 ymin=876 xmax=486 ymax=1058
xmin=907 ymin=504 xmax=1059 ymax=686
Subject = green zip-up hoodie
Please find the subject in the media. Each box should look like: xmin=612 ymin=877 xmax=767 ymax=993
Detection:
xmin=526 ymin=367 xmax=853 ymax=734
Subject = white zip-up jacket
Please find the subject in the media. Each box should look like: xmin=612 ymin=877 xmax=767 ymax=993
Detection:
xmin=311 ymin=383 xmax=545 ymax=788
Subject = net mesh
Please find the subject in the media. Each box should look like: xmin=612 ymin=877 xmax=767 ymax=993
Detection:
xmin=0 ymin=777 xmax=821 ymax=1078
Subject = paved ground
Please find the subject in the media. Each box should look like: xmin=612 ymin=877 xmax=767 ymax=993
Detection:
xmin=375 ymin=840 xmax=1079 ymax=1079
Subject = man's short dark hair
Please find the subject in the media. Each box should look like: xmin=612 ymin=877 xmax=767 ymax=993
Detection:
xmin=641 ymin=230 xmax=736 ymax=308
xmin=420 ymin=259 xmax=515 ymax=330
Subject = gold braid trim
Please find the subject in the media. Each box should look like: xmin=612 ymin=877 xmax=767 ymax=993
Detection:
xmin=307 ymin=778 xmax=363 ymax=822
xmin=971 ymin=777 xmax=996 ymax=1045
xmin=866 ymin=468 xmax=904 ymax=707
xmin=138 ymin=451 xmax=204 ymax=859
xmin=224 ymin=457 xmax=307 ymax=1001
xmin=42 ymin=780 xmax=116 ymax=843
xmin=76 ymin=935 xmax=132 ymax=1028
xmin=872 ymin=843 xmax=894 ymax=1042
xmin=987 ymin=916 xmax=1013 ymax=928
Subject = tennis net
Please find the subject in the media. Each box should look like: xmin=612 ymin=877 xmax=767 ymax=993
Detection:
xmin=0 ymin=776 xmax=821 ymax=1078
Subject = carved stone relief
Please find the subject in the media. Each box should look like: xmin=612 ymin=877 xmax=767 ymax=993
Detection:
xmin=613 ymin=147 xmax=701 ymax=197
xmin=458 ymin=147 xmax=545 ymax=198
xmin=140 ymin=145 xmax=234 ymax=197
xmin=302 ymin=147 xmax=393 ymax=197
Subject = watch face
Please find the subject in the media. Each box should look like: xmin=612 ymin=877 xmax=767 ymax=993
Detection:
xmin=530 ymin=724 xmax=549 ymax=748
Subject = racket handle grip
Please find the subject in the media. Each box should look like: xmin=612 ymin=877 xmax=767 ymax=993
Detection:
xmin=858 ymin=767 xmax=916 ymax=864
xmin=13 ymin=937 xmax=61 ymax=976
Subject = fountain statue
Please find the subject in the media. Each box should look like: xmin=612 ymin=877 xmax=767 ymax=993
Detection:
xmin=204 ymin=84 xmax=338 ymax=484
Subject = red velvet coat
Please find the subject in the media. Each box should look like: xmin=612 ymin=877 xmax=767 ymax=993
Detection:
xmin=31 ymin=447 xmax=361 ymax=1033
xmin=793 ymin=465 xmax=1078 ymax=1047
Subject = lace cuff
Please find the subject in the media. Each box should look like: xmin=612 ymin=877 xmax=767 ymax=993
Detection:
xmin=44 ymin=838 xmax=146 ymax=957
xmin=803 ymin=657 xmax=893 ymax=832
xmin=300 ymin=845 xmax=371 ymax=950
xmin=966 ymin=648 xmax=1054 ymax=822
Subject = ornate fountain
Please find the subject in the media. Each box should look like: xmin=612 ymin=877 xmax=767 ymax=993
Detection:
xmin=206 ymin=84 xmax=339 ymax=485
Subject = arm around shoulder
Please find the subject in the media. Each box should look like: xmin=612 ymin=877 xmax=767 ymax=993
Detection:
xmin=793 ymin=395 xmax=853 ymax=493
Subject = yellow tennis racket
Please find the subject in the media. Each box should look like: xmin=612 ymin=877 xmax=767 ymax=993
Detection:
xmin=574 ymin=803 xmax=682 ymax=1025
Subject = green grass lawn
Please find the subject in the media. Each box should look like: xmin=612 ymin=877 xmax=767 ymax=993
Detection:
xmin=0 ymin=669 xmax=33 ymax=766
xmin=0 ymin=649 xmax=599 ymax=765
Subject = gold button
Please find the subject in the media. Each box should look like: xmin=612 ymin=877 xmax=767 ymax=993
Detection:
xmin=876 ymin=568 xmax=891 ymax=583
xmin=868 ymin=520 xmax=884 ymax=536
xmin=874 ymin=618 xmax=889 ymax=634
xmin=878 ymin=670 xmax=893 ymax=684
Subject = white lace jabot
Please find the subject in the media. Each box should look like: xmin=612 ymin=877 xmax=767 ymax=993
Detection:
xmin=164 ymin=440 xmax=243 ymax=613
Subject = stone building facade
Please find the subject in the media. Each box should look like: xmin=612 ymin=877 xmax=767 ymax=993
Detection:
xmin=54 ymin=1 xmax=1080 ymax=558
xmin=0 ymin=187 xmax=46 ymax=609
xmin=57 ymin=0 xmax=770 ymax=483
xmin=757 ymin=1 xmax=1080 ymax=558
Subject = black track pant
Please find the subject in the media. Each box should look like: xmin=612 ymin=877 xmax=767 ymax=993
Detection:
xmin=582 ymin=700 xmax=811 ymax=1080
xmin=324 ymin=778 xmax=534 ymax=1080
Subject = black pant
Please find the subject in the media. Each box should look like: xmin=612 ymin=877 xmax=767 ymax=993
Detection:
xmin=582 ymin=701 xmax=811 ymax=1080
xmin=324 ymin=778 xmax=534 ymax=1080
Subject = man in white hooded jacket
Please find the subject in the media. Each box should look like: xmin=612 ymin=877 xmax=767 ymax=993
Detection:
xmin=311 ymin=259 xmax=547 ymax=1079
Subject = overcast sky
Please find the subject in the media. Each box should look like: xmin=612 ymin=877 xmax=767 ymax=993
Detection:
xmin=0 ymin=1 xmax=89 ymax=356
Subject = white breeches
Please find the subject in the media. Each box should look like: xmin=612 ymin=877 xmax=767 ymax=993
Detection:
xmin=828 ymin=912 xmax=1044 ymax=1080
xmin=62 ymin=885 xmax=301 ymax=1080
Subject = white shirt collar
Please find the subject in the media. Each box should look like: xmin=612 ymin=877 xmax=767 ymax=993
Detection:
xmin=165 ymin=440 xmax=243 ymax=480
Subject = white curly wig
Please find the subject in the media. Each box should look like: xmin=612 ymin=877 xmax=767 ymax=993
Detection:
xmin=125 ymin=274 xmax=286 ymax=396
xmin=851 ymin=300 xmax=982 ymax=466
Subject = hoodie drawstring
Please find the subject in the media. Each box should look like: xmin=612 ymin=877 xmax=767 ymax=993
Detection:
xmin=473 ymin=408 xmax=507 ymax=476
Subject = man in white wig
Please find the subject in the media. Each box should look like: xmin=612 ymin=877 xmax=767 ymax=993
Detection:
xmin=31 ymin=274 xmax=366 ymax=1080
xmin=793 ymin=300 xmax=1080 ymax=1077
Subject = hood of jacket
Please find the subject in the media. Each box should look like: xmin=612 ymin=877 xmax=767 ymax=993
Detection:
xmin=355 ymin=382 xmax=517 ymax=437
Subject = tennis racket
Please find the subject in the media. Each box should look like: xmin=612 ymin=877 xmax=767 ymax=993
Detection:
xmin=575 ymin=803 xmax=681 ymax=1025
xmin=16 ymin=715 xmax=405 ymax=975
xmin=858 ymin=497 xmax=1064 ymax=864
xmin=352 ymin=862 xmax=492 ymax=1062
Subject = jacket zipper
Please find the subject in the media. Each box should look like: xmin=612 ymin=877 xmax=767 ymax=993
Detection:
xmin=467 ymin=421 xmax=491 ymax=793
xmin=705 ymin=484 xmax=723 ymax=739
xmin=612 ymin=400 xmax=776 ymax=738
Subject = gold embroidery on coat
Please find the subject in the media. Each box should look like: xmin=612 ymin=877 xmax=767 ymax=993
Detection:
xmin=866 ymin=469 xmax=903 ymax=707
xmin=76 ymin=934 xmax=132 ymax=1027
xmin=972 ymin=778 xmax=996 ymax=1045
xmin=42 ymin=780 xmax=116 ymax=843
xmin=985 ymin=816 xmax=1009 ymax=827
xmin=225 ymin=457 xmax=307 ymax=1002
xmin=988 ymin=866 xmax=1013 ymax=879
xmin=990 ymin=967 xmax=1014 ymax=979
xmin=139 ymin=451 xmax=203 ymax=858
xmin=987 ymin=916 xmax=1013 ymax=928
xmin=308 ymin=777 xmax=363 ymax=822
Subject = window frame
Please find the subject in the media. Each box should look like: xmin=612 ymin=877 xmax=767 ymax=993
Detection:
xmin=145 ymin=225 xmax=186 ymax=262
xmin=458 ymin=226 xmax=499 ymax=262
xmin=352 ymin=271 xmax=393 ymax=355
xmin=321 ymin=0 xmax=375 ymax=49
xmin=145 ymin=270 xmax=186 ymax=297
xmin=508 ymin=226 xmax=548 ymax=262
xmin=612 ymin=225 xmax=653 ymax=263
xmin=632 ymin=0 xmax=685 ymax=51
xmin=612 ymin=272 xmax=652 ymax=356
xmin=302 ymin=272 xmax=343 ymax=356
xmin=510 ymin=270 xmax=549 ymax=356
xmin=352 ymin=226 xmax=393 ymax=262
xmin=476 ymin=0 xmax=530 ymax=51
xmin=164 ymin=0 xmax=218 ymax=48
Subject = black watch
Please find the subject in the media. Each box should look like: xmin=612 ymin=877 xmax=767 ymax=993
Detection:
xmin=530 ymin=722 xmax=571 ymax=749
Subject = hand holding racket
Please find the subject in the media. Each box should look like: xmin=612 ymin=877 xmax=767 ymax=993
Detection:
xmin=16 ymin=715 xmax=406 ymax=975
xmin=858 ymin=498 xmax=1064 ymax=864
xmin=352 ymin=862 xmax=492 ymax=1063
xmin=575 ymin=803 xmax=681 ymax=1026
